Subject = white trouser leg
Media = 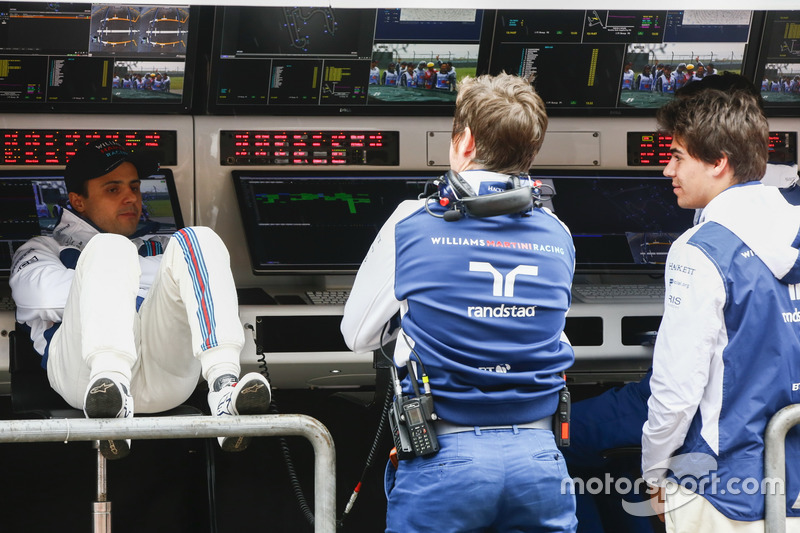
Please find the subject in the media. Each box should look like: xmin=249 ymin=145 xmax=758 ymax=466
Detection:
xmin=133 ymin=227 xmax=244 ymax=412
xmin=47 ymin=234 xmax=140 ymax=409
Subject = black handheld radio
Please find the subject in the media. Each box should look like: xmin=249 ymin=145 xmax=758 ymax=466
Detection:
xmin=388 ymin=360 xmax=440 ymax=460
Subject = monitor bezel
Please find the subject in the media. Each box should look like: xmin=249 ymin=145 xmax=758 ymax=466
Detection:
xmin=483 ymin=10 xmax=767 ymax=118
xmin=751 ymin=10 xmax=800 ymax=118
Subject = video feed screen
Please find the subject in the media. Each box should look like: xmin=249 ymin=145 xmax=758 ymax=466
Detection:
xmin=485 ymin=10 xmax=754 ymax=113
xmin=754 ymin=11 xmax=800 ymax=113
xmin=210 ymin=7 xmax=485 ymax=115
xmin=0 ymin=2 xmax=195 ymax=112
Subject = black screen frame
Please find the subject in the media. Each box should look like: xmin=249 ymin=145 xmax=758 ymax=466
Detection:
xmin=752 ymin=10 xmax=800 ymax=117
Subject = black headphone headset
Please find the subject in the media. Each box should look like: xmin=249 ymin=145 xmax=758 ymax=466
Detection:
xmin=425 ymin=170 xmax=543 ymax=222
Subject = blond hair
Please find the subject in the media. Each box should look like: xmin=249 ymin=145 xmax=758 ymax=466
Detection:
xmin=452 ymin=73 xmax=548 ymax=174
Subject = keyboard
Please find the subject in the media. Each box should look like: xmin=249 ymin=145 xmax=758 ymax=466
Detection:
xmin=306 ymin=289 xmax=351 ymax=305
xmin=572 ymin=284 xmax=665 ymax=302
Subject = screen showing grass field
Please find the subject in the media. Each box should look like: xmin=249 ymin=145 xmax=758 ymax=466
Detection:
xmin=213 ymin=7 xmax=483 ymax=110
xmin=486 ymin=10 xmax=753 ymax=111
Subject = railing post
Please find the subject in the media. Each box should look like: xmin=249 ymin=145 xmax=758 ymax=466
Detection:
xmin=0 ymin=414 xmax=336 ymax=533
xmin=764 ymin=404 xmax=800 ymax=533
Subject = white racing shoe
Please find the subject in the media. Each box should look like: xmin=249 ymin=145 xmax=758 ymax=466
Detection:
xmin=208 ymin=372 xmax=272 ymax=452
xmin=83 ymin=374 xmax=134 ymax=460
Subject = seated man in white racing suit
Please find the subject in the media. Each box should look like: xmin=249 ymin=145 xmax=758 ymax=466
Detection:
xmin=10 ymin=140 xmax=271 ymax=459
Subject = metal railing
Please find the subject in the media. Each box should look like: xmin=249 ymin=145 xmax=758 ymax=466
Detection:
xmin=764 ymin=403 xmax=800 ymax=533
xmin=0 ymin=414 xmax=336 ymax=533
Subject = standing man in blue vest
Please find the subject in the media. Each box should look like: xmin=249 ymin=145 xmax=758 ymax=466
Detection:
xmin=643 ymin=87 xmax=800 ymax=530
xmin=341 ymin=73 xmax=577 ymax=532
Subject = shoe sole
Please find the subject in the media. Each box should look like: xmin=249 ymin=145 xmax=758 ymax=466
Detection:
xmin=220 ymin=377 xmax=271 ymax=453
xmin=84 ymin=378 xmax=131 ymax=460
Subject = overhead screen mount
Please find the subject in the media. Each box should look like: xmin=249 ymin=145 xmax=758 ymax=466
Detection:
xmin=0 ymin=3 xmax=199 ymax=113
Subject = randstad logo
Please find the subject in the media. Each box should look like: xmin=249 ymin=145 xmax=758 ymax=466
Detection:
xmin=467 ymin=262 xmax=538 ymax=318
xmin=469 ymin=261 xmax=538 ymax=297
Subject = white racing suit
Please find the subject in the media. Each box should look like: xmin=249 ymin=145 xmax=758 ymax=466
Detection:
xmin=10 ymin=208 xmax=244 ymax=412
xmin=643 ymin=182 xmax=800 ymax=522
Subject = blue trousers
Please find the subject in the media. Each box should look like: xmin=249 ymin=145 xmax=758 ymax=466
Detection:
xmin=385 ymin=427 xmax=577 ymax=533
xmin=561 ymin=370 xmax=654 ymax=533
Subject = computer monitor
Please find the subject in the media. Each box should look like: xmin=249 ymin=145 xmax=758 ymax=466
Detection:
xmin=0 ymin=169 xmax=183 ymax=276
xmin=231 ymin=170 xmax=435 ymax=273
xmin=0 ymin=3 xmax=199 ymax=113
xmin=484 ymin=9 xmax=759 ymax=115
xmin=532 ymin=169 xmax=695 ymax=272
xmin=232 ymin=168 xmax=694 ymax=275
xmin=753 ymin=11 xmax=800 ymax=116
xmin=208 ymin=7 xmax=488 ymax=115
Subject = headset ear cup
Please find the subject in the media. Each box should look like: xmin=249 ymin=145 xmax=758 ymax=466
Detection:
xmin=447 ymin=170 xmax=476 ymax=199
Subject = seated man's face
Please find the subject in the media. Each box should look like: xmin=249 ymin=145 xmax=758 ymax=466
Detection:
xmin=69 ymin=162 xmax=142 ymax=236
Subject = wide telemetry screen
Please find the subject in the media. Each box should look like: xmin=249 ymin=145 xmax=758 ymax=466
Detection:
xmin=232 ymin=171 xmax=432 ymax=273
xmin=0 ymin=2 xmax=194 ymax=111
xmin=211 ymin=7 xmax=485 ymax=114
xmin=486 ymin=10 xmax=754 ymax=113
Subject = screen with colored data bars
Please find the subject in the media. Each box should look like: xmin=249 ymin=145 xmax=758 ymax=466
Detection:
xmin=232 ymin=170 xmax=433 ymax=273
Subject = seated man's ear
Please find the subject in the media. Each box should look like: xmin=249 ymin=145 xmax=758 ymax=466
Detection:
xmin=68 ymin=192 xmax=86 ymax=213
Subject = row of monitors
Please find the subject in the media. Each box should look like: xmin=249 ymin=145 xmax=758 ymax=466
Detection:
xmin=0 ymin=168 xmax=690 ymax=277
xmin=0 ymin=5 xmax=800 ymax=116
xmin=233 ymin=169 xmax=694 ymax=275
